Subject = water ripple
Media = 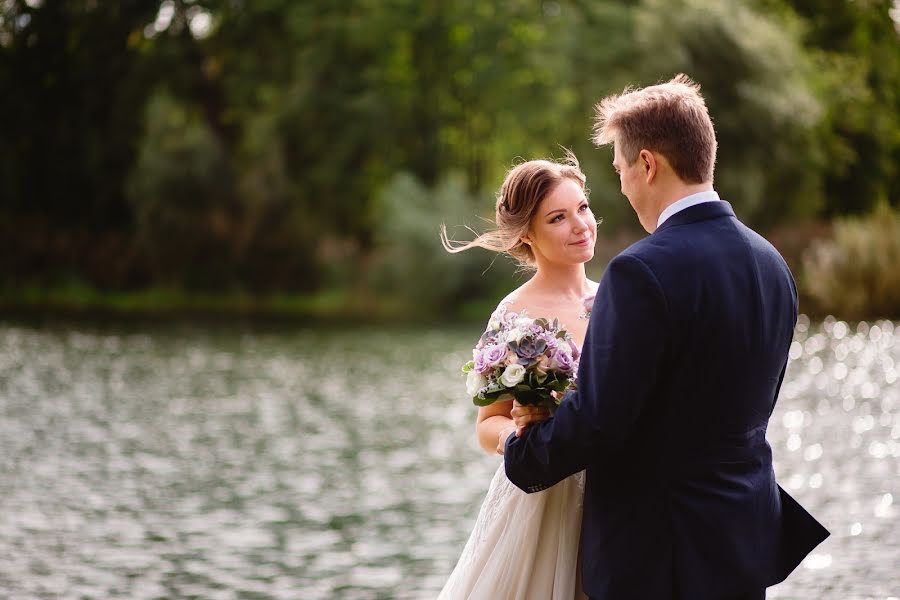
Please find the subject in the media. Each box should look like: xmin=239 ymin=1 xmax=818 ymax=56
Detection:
xmin=0 ymin=319 xmax=897 ymax=599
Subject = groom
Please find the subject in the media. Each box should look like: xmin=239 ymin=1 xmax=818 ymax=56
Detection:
xmin=502 ymin=74 xmax=829 ymax=599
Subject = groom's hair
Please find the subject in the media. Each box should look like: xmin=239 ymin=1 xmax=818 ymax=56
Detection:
xmin=592 ymin=74 xmax=716 ymax=184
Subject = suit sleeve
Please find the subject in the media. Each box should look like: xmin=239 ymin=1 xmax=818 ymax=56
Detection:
xmin=504 ymin=253 xmax=669 ymax=493
xmin=770 ymin=267 xmax=799 ymax=416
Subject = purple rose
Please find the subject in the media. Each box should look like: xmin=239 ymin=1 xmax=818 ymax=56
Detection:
xmin=549 ymin=346 xmax=575 ymax=374
xmin=476 ymin=343 xmax=508 ymax=374
xmin=473 ymin=349 xmax=489 ymax=373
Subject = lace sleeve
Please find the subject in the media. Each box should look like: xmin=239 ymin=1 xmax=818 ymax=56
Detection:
xmin=481 ymin=298 xmax=518 ymax=335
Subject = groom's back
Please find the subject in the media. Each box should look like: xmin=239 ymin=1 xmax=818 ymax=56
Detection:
xmin=631 ymin=206 xmax=797 ymax=441
xmin=584 ymin=202 xmax=823 ymax=597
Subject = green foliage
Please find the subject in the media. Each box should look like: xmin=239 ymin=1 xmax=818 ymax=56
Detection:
xmin=370 ymin=172 xmax=516 ymax=315
xmin=802 ymin=202 xmax=900 ymax=319
xmin=128 ymin=88 xmax=326 ymax=293
xmin=0 ymin=0 xmax=898 ymax=317
xmin=128 ymin=91 xmax=239 ymax=289
xmin=633 ymin=0 xmax=826 ymax=226
xmin=777 ymin=0 xmax=900 ymax=216
xmin=0 ymin=0 xmax=160 ymax=228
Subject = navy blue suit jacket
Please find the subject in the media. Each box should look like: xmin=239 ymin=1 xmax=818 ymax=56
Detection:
xmin=504 ymin=201 xmax=829 ymax=599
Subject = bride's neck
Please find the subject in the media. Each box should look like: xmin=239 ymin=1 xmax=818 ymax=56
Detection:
xmin=528 ymin=263 xmax=591 ymax=301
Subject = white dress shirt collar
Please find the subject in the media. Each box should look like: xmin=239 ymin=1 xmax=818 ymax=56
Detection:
xmin=656 ymin=190 xmax=721 ymax=229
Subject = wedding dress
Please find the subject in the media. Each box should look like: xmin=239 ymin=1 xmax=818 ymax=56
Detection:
xmin=437 ymin=302 xmax=587 ymax=600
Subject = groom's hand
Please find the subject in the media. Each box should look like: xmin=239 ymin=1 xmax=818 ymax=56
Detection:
xmin=511 ymin=401 xmax=550 ymax=436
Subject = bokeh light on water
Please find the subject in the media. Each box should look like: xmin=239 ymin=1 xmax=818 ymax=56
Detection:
xmin=0 ymin=317 xmax=897 ymax=599
xmin=766 ymin=316 xmax=899 ymax=599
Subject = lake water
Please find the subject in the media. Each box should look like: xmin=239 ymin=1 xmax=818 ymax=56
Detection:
xmin=0 ymin=316 xmax=897 ymax=599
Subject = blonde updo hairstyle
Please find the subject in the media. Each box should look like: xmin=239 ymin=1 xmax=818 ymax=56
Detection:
xmin=442 ymin=153 xmax=588 ymax=268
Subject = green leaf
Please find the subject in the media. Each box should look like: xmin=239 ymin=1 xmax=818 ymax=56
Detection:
xmin=549 ymin=379 xmax=570 ymax=392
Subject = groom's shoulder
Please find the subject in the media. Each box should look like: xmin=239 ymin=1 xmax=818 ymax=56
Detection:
xmin=600 ymin=237 xmax=672 ymax=287
xmin=610 ymin=226 xmax=714 ymax=281
xmin=617 ymin=231 xmax=676 ymax=264
xmin=619 ymin=216 xmax=792 ymax=277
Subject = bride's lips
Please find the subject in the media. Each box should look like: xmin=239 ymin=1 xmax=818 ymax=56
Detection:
xmin=570 ymin=237 xmax=592 ymax=247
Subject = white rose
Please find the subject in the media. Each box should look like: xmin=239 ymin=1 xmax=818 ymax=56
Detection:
xmin=466 ymin=370 xmax=487 ymax=397
xmin=514 ymin=316 xmax=534 ymax=330
xmin=488 ymin=317 xmax=501 ymax=331
xmin=505 ymin=328 xmax=525 ymax=344
xmin=500 ymin=364 xmax=526 ymax=387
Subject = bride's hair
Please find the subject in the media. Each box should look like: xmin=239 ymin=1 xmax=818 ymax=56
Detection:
xmin=441 ymin=151 xmax=587 ymax=268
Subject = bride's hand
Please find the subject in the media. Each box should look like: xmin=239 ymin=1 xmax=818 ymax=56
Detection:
xmin=510 ymin=400 xmax=550 ymax=436
xmin=496 ymin=424 xmax=517 ymax=455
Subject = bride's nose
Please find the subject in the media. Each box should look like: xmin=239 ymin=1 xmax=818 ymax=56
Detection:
xmin=572 ymin=213 xmax=589 ymax=233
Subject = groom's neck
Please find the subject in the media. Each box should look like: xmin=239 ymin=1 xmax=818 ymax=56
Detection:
xmin=651 ymin=181 xmax=715 ymax=223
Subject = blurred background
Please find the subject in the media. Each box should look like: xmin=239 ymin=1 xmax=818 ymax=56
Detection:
xmin=0 ymin=1 xmax=898 ymax=599
xmin=0 ymin=0 xmax=899 ymax=319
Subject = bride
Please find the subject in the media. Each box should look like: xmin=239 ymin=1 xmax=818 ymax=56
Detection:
xmin=438 ymin=155 xmax=598 ymax=599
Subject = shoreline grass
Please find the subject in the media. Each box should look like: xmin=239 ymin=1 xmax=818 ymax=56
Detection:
xmin=0 ymin=282 xmax=496 ymax=325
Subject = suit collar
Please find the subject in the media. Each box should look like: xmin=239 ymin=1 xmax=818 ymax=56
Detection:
xmin=653 ymin=200 xmax=735 ymax=234
xmin=657 ymin=191 xmax=721 ymax=228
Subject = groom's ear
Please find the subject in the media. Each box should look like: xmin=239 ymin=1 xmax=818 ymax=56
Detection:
xmin=639 ymin=149 xmax=657 ymax=183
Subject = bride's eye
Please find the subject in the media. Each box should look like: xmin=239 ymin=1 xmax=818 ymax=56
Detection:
xmin=551 ymin=214 xmax=565 ymax=223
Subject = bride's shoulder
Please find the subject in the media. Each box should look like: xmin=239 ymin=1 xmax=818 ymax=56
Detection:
xmin=486 ymin=286 xmax=529 ymax=326
xmin=494 ymin=284 xmax=532 ymax=314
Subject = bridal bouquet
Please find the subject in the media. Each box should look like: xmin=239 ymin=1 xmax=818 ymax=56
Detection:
xmin=462 ymin=310 xmax=580 ymax=414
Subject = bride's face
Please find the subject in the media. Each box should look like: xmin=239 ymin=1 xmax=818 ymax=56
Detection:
xmin=526 ymin=178 xmax=596 ymax=266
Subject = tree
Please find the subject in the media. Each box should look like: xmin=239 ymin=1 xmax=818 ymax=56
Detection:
xmin=0 ymin=0 xmax=160 ymax=230
xmin=779 ymin=0 xmax=900 ymax=215
xmin=631 ymin=0 xmax=827 ymax=227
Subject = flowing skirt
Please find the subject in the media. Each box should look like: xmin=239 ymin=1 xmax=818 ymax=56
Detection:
xmin=437 ymin=462 xmax=586 ymax=600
